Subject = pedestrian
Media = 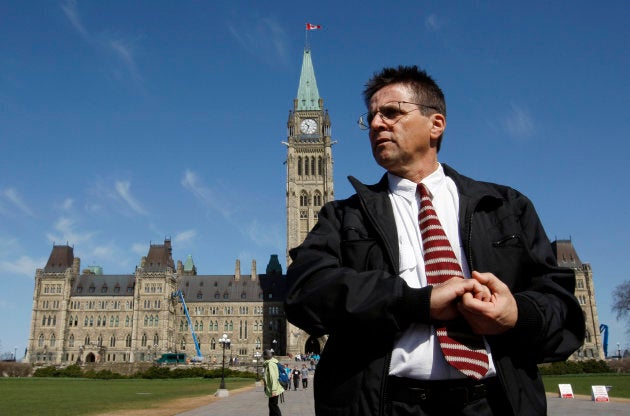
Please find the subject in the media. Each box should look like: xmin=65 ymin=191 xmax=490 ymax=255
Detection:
xmin=301 ymin=364 xmax=309 ymax=389
xmin=262 ymin=349 xmax=284 ymax=416
xmin=285 ymin=65 xmax=585 ymax=415
xmin=292 ymin=366 xmax=300 ymax=391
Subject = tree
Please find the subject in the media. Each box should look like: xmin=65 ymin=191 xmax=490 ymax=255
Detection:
xmin=612 ymin=280 xmax=630 ymax=332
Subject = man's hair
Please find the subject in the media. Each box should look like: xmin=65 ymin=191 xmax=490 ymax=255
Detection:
xmin=363 ymin=65 xmax=446 ymax=116
xmin=263 ymin=349 xmax=273 ymax=360
xmin=363 ymin=65 xmax=447 ymax=151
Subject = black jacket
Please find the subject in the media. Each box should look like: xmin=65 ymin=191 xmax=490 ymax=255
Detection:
xmin=286 ymin=164 xmax=585 ymax=416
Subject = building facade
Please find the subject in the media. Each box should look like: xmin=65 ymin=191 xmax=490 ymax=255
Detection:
xmin=26 ymin=240 xmax=288 ymax=364
xmin=284 ymin=47 xmax=334 ymax=356
xmin=552 ymin=239 xmax=605 ymax=360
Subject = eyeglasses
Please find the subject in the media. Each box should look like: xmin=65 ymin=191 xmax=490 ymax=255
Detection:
xmin=357 ymin=101 xmax=439 ymax=130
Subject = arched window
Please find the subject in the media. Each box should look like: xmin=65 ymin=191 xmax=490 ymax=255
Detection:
xmin=297 ymin=157 xmax=302 ymax=175
xmin=211 ymin=338 xmax=216 ymax=350
xmin=69 ymin=334 xmax=75 ymax=347
xmin=153 ymin=334 xmax=159 ymax=345
xmin=38 ymin=334 xmax=45 ymax=347
xmin=97 ymin=336 xmax=103 ymax=347
xmin=141 ymin=333 xmax=147 ymax=347
xmin=224 ymin=321 xmax=229 ymax=331
xmin=318 ymin=156 xmax=323 ymax=175
xmin=125 ymin=316 xmax=130 ymax=327
xmin=304 ymin=157 xmax=309 ymax=175
xmin=126 ymin=334 xmax=132 ymax=347
xmin=300 ymin=191 xmax=308 ymax=206
xmin=110 ymin=336 xmax=116 ymax=347
xmin=229 ymin=321 xmax=233 ymax=331
xmin=50 ymin=334 xmax=56 ymax=347
xmin=85 ymin=335 xmax=90 ymax=346
xmin=311 ymin=157 xmax=316 ymax=175
xmin=313 ymin=191 xmax=322 ymax=206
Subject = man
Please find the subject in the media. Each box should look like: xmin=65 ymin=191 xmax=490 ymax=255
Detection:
xmin=262 ymin=349 xmax=284 ymax=416
xmin=285 ymin=66 xmax=585 ymax=416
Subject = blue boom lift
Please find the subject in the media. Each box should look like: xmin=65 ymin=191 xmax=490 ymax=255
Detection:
xmin=173 ymin=290 xmax=203 ymax=361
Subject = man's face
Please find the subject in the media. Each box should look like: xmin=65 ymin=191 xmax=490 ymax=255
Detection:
xmin=367 ymin=84 xmax=442 ymax=179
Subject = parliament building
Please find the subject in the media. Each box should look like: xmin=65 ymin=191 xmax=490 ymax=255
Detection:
xmin=25 ymin=48 xmax=603 ymax=365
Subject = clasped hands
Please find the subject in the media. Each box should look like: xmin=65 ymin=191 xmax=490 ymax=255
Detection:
xmin=429 ymin=271 xmax=518 ymax=335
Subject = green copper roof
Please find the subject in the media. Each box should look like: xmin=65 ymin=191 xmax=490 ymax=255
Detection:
xmin=296 ymin=48 xmax=320 ymax=111
xmin=183 ymin=254 xmax=195 ymax=272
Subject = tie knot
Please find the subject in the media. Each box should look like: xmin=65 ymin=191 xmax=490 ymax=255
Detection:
xmin=418 ymin=183 xmax=430 ymax=199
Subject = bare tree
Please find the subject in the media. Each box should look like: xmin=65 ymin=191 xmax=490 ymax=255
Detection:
xmin=612 ymin=280 xmax=630 ymax=332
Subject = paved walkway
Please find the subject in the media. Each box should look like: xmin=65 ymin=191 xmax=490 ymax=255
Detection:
xmin=176 ymin=381 xmax=630 ymax=416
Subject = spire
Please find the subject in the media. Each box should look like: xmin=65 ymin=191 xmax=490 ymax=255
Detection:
xmin=296 ymin=48 xmax=320 ymax=111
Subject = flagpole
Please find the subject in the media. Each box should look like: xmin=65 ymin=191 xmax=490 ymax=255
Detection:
xmin=305 ymin=23 xmax=310 ymax=51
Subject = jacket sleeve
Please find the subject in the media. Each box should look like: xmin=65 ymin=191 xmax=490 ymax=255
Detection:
xmin=285 ymin=199 xmax=430 ymax=338
xmin=488 ymin=190 xmax=585 ymax=363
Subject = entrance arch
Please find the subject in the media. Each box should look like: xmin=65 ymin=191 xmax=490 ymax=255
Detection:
xmin=85 ymin=352 xmax=96 ymax=363
xmin=304 ymin=336 xmax=321 ymax=355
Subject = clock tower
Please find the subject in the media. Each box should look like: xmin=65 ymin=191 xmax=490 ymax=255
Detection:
xmin=284 ymin=47 xmax=334 ymax=355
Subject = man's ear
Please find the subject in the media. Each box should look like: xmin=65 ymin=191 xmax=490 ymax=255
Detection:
xmin=429 ymin=113 xmax=446 ymax=139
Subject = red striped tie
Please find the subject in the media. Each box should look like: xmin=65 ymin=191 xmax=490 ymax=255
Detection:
xmin=418 ymin=183 xmax=489 ymax=380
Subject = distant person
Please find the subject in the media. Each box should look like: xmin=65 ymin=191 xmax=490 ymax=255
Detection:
xmin=292 ymin=366 xmax=301 ymax=391
xmin=262 ymin=349 xmax=284 ymax=416
xmin=300 ymin=364 xmax=309 ymax=389
xmin=285 ymin=65 xmax=585 ymax=415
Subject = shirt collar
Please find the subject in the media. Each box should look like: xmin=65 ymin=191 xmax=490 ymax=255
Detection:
xmin=387 ymin=163 xmax=446 ymax=201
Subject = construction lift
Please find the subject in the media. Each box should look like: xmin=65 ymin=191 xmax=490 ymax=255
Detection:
xmin=173 ymin=290 xmax=203 ymax=361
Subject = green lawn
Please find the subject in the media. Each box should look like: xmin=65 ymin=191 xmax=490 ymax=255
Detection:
xmin=0 ymin=377 xmax=254 ymax=416
xmin=543 ymin=374 xmax=630 ymax=398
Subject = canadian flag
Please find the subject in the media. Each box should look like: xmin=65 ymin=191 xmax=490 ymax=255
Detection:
xmin=306 ymin=23 xmax=322 ymax=30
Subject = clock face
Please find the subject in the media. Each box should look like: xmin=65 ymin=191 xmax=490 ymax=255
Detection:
xmin=300 ymin=118 xmax=317 ymax=134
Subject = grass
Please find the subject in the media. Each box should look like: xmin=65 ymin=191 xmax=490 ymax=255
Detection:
xmin=543 ymin=374 xmax=630 ymax=398
xmin=0 ymin=377 xmax=255 ymax=416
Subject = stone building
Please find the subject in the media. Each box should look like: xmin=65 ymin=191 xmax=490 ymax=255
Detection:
xmin=26 ymin=240 xmax=290 ymax=364
xmin=552 ymin=239 xmax=605 ymax=360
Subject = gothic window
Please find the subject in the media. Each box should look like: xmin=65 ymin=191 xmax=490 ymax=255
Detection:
xmin=211 ymin=338 xmax=216 ymax=350
xmin=68 ymin=315 xmax=74 ymax=327
xmin=126 ymin=334 xmax=132 ymax=347
xmin=84 ymin=316 xmax=89 ymax=326
xmin=125 ymin=316 xmax=130 ymax=327
xmin=195 ymin=321 xmax=199 ymax=331
xmin=318 ymin=156 xmax=323 ymax=175
xmin=213 ymin=320 xmax=218 ymax=331
xmin=97 ymin=336 xmax=103 ymax=347
xmin=153 ymin=334 xmax=159 ymax=345
xmin=229 ymin=321 xmax=233 ymax=331
xmin=110 ymin=316 xmax=114 ymax=327
xmin=311 ymin=157 xmax=316 ymax=175
xmin=42 ymin=316 xmax=46 ymax=326
xmin=85 ymin=336 xmax=91 ymax=346
xmin=300 ymin=191 xmax=308 ymax=206
xmin=304 ymin=157 xmax=309 ymax=175
xmin=110 ymin=336 xmax=116 ymax=347
xmin=141 ymin=333 xmax=147 ymax=347
xmin=115 ymin=316 xmax=119 ymax=327
xmin=241 ymin=291 xmax=247 ymax=299
xmin=199 ymin=321 xmax=203 ymax=331
xmin=256 ymin=338 xmax=261 ymax=350
xmin=69 ymin=334 xmax=75 ymax=347
xmin=297 ymin=157 xmax=302 ymax=176
xmin=48 ymin=334 xmax=55 ymax=348
xmin=144 ymin=316 xmax=149 ymax=326
xmin=114 ymin=284 xmax=120 ymax=293
xmin=224 ymin=321 xmax=229 ymax=331
xmin=180 ymin=320 xmax=184 ymax=331
xmin=313 ymin=191 xmax=322 ymax=206
xmin=89 ymin=316 xmax=94 ymax=327
xmin=38 ymin=334 xmax=44 ymax=347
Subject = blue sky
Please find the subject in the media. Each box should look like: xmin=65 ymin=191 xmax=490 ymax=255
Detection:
xmin=1 ymin=1 xmax=628 ymax=358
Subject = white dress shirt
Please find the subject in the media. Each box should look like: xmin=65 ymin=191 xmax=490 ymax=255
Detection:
xmin=387 ymin=164 xmax=496 ymax=380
